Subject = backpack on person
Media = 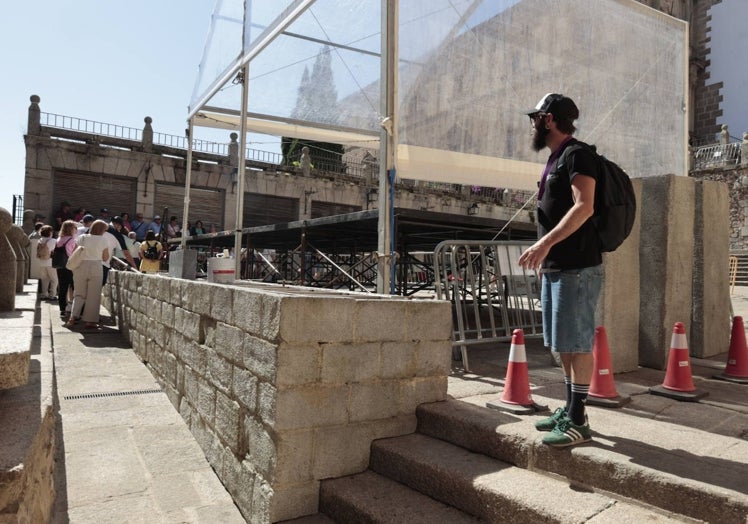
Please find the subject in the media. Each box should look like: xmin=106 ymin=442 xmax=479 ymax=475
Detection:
xmin=51 ymin=238 xmax=73 ymax=268
xmin=36 ymin=239 xmax=51 ymax=260
xmin=560 ymin=142 xmax=636 ymax=252
xmin=143 ymin=241 xmax=160 ymax=260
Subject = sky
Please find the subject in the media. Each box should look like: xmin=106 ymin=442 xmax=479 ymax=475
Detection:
xmin=0 ymin=1 xmax=241 ymax=214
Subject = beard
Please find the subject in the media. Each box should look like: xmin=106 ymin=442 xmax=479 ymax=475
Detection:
xmin=531 ymin=124 xmax=550 ymax=152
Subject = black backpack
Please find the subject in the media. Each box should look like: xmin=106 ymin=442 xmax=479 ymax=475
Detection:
xmin=561 ymin=142 xmax=636 ymax=252
xmin=143 ymin=241 xmax=160 ymax=260
xmin=51 ymin=238 xmax=73 ymax=268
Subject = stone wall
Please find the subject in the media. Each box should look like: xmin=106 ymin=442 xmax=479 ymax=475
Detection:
xmin=690 ymin=164 xmax=748 ymax=250
xmin=104 ymin=272 xmax=452 ymax=522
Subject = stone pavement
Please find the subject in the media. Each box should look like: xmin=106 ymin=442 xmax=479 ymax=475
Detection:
xmin=44 ymin=300 xmax=244 ymax=523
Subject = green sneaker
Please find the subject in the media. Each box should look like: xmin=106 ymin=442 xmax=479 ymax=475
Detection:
xmin=542 ymin=416 xmax=592 ymax=447
xmin=534 ymin=407 xmax=567 ymax=432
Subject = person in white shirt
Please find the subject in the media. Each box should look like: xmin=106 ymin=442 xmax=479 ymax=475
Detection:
xmin=37 ymin=225 xmax=58 ymax=300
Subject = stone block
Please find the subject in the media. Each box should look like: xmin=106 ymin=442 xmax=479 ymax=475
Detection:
xmin=181 ymin=340 xmax=207 ymax=376
xmin=243 ymin=336 xmax=277 ymax=382
xmin=276 ymin=343 xmax=321 ymax=386
xmin=168 ymin=249 xmax=197 ymax=280
xmin=197 ymin=379 xmax=216 ymax=424
xmin=250 ymin=479 xmax=273 ymax=524
xmin=161 ymin=302 xmax=175 ymax=330
xmin=399 ymin=376 xmax=448 ymax=414
xmin=157 ymin=277 xmax=171 ymax=302
xmin=223 ymin=457 xmax=256 ymax=517
xmin=182 ymin=366 xmax=200 ymax=405
xmin=381 ymin=341 xmax=417 ymax=379
xmin=261 ymin=294 xmax=281 ymax=341
xmin=270 ymin=481 xmax=320 ymax=523
xmin=169 ymin=278 xmax=185 ymax=307
xmin=183 ymin=281 xmax=212 ymax=317
xmin=207 ymin=350 xmax=233 ymax=396
xmin=232 ymin=289 xmax=263 ymax=336
xmin=349 ymin=381 xmax=400 ymax=422
xmin=257 ymin=382 xmax=277 ymax=427
xmin=403 ymin=300 xmax=453 ymax=341
xmin=174 ymin=308 xmax=200 ymax=342
xmin=274 ymin=429 xmax=314 ymax=484
xmin=210 ymin=285 xmax=234 ymax=324
xmin=639 ymin=175 xmax=695 ymax=369
xmin=244 ymin=416 xmax=276 ymax=481
xmin=215 ymin=322 xmax=244 ymax=364
xmin=413 ymin=340 xmax=452 ymax=377
xmin=215 ymin=391 xmax=241 ymax=454
xmin=320 ymin=342 xmax=380 ymax=384
xmin=0 ymin=326 xmax=31 ymax=389
xmin=232 ymin=367 xmax=258 ymax=412
xmin=278 ymin=296 xmax=353 ymax=344
xmin=691 ymin=180 xmax=730 ymax=358
xmin=311 ymin=423 xmax=374 ymax=479
xmin=274 ymin=385 xmax=349 ymax=430
xmin=354 ymin=300 xmax=408 ymax=341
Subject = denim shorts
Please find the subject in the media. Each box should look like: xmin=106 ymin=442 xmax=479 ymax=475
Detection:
xmin=541 ymin=265 xmax=603 ymax=353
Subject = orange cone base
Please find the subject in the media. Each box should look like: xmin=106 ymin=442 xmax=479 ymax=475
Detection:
xmin=486 ymin=398 xmax=548 ymax=415
xmin=713 ymin=373 xmax=748 ymax=385
xmin=586 ymin=393 xmax=632 ymax=408
xmin=649 ymin=384 xmax=708 ymax=402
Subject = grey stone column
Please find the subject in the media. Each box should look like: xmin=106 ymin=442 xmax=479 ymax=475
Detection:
xmin=638 ymin=175 xmax=695 ymax=369
xmin=0 ymin=209 xmax=17 ymax=311
xmin=7 ymin=226 xmax=28 ymax=292
xmin=27 ymin=95 xmax=41 ymax=136
xmin=142 ymin=116 xmax=153 ymax=152
xmin=691 ymin=180 xmax=730 ymax=358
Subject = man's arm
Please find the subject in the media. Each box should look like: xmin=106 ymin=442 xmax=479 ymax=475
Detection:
xmin=518 ymin=173 xmax=596 ymax=271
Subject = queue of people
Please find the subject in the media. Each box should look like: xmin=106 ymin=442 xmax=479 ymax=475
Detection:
xmin=31 ymin=202 xmax=217 ymax=328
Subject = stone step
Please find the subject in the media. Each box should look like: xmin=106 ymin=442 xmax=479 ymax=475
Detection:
xmin=368 ymin=433 xmax=691 ymax=523
xmin=416 ymin=399 xmax=748 ymax=523
xmin=318 ymin=470 xmax=479 ymax=523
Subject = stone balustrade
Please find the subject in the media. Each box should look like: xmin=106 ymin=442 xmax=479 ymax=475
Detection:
xmin=104 ymin=272 xmax=452 ymax=522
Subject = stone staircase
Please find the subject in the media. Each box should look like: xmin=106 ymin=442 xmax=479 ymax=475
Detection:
xmin=293 ymin=396 xmax=748 ymax=524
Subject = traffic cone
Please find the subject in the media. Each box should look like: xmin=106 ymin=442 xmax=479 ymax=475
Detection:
xmin=714 ymin=316 xmax=748 ymax=384
xmin=650 ymin=322 xmax=708 ymax=401
xmin=587 ymin=326 xmax=630 ymax=407
xmin=486 ymin=329 xmax=545 ymax=414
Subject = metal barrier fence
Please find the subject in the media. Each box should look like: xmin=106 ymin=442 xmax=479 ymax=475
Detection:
xmin=692 ymin=143 xmax=741 ymax=170
xmin=434 ymin=240 xmax=541 ymax=371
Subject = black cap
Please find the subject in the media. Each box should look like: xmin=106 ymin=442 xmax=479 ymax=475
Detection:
xmin=526 ymin=93 xmax=579 ymax=122
xmin=111 ymin=216 xmax=124 ymax=226
xmin=100 ymin=208 xmax=109 ymax=213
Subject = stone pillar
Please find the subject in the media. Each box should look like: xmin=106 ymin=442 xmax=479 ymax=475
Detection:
xmin=142 ymin=116 xmax=153 ymax=152
xmin=7 ymin=226 xmax=29 ymax=292
xmin=7 ymin=226 xmax=31 ymax=285
xmin=228 ymin=133 xmax=239 ymax=168
xmin=597 ymin=179 xmax=641 ymax=373
xmin=741 ymin=132 xmax=748 ymax=166
xmin=300 ymin=147 xmax=312 ymax=177
xmin=719 ymin=124 xmax=729 ymax=145
xmin=0 ymin=208 xmax=17 ymax=311
xmin=691 ymin=180 xmax=730 ymax=358
xmin=638 ymin=175 xmax=695 ymax=369
xmin=27 ymin=95 xmax=41 ymax=136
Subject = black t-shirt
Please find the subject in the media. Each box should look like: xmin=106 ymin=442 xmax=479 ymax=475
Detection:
xmin=537 ymin=139 xmax=602 ymax=270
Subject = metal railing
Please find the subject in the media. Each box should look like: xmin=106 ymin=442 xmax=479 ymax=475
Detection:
xmin=692 ymin=142 xmax=741 ymax=170
xmin=40 ymin=112 xmax=280 ymax=164
xmin=434 ymin=240 xmax=541 ymax=371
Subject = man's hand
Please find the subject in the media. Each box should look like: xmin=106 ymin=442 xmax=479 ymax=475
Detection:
xmin=519 ymin=239 xmax=551 ymax=271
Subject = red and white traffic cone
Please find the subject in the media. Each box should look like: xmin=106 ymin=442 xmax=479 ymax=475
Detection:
xmin=486 ymin=329 xmax=544 ymax=414
xmin=714 ymin=316 xmax=748 ymax=384
xmin=587 ymin=326 xmax=630 ymax=407
xmin=650 ymin=322 xmax=708 ymax=401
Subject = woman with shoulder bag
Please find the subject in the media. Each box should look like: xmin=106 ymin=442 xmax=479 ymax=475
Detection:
xmin=55 ymin=220 xmax=78 ymax=319
xmin=67 ymin=220 xmax=110 ymax=330
xmin=37 ymin=225 xmax=59 ymax=300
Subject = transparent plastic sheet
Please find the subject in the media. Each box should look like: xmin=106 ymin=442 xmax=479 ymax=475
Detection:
xmin=190 ymin=0 xmax=687 ymax=187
